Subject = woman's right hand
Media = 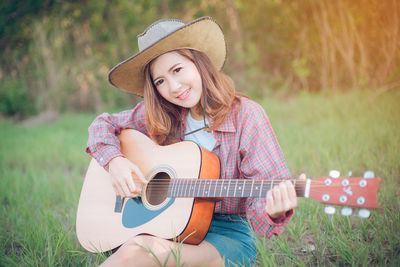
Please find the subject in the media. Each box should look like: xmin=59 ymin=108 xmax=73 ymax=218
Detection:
xmin=107 ymin=156 xmax=148 ymax=198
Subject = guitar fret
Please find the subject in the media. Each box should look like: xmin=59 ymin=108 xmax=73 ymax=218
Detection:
xmin=254 ymin=180 xmax=260 ymax=196
xmin=179 ymin=180 xmax=183 ymax=197
xmin=204 ymin=180 xmax=210 ymax=197
xmin=201 ymin=179 xmax=205 ymax=197
xmin=259 ymin=180 xmax=264 ymax=197
xmin=183 ymin=180 xmax=188 ymax=197
xmin=183 ymin=180 xmax=187 ymax=197
xmin=195 ymin=179 xmax=200 ymax=197
xmin=190 ymin=180 xmax=194 ymax=197
xmin=196 ymin=180 xmax=200 ymax=197
xmin=241 ymin=180 xmax=245 ymax=197
xmin=227 ymin=179 xmax=232 ymax=197
xmin=196 ymin=179 xmax=201 ymax=197
xmin=191 ymin=180 xmax=196 ymax=197
xmin=181 ymin=179 xmax=186 ymax=197
xmin=220 ymin=180 xmax=224 ymax=197
xmin=179 ymin=180 xmax=184 ymax=197
xmin=233 ymin=180 xmax=238 ymax=197
xmin=250 ymin=180 xmax=254 ymax=197
xmin=188 ymin=180 xmax=192 ymax=197
xmin=187 ymin=180 xmax=191 ymax=197
xmin=213 ymin=180 xmax=217 ymax=197
xmin=200 ymin=179 xmax=205 ymax=197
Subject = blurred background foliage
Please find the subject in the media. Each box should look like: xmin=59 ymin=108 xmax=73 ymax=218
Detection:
xmin=0 ymin=0 xmax=399 ymax=117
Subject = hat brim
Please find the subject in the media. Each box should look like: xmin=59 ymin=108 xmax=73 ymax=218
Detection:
xmin=108 ymin=17 xmax=226 ymax=97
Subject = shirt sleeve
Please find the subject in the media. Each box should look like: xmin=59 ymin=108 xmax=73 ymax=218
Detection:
xmin=85 ymin=101 xmax=147 ymax=169
xmin=238 ymin=100 xmax=293 ymax=238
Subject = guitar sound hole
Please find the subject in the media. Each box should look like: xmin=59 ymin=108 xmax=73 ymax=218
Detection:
xmin=146 ymin=172 xmax=170 ymax=206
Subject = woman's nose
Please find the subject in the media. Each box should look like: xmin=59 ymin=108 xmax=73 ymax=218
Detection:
xmin=168 ymin=77 xmax=181 ymax=93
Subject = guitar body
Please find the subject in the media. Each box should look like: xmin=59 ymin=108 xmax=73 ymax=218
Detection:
xmin=76 ymin=129 xmax=220 ymax=253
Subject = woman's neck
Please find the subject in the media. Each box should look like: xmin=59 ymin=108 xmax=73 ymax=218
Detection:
xmin=190 ymin=107 xmax=204 ymax=120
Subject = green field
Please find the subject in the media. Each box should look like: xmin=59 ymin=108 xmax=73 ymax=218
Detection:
xmin=1 ymin=89 xmax=399 ymax=266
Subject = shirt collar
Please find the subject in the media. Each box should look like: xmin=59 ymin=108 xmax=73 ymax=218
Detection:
xmin=180 ymin=107 xmax=237 ymax=133
xmin=214 ymin=108 xmax=236 ymax=133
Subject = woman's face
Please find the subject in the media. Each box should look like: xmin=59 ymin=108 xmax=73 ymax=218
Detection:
xmin=150 ymin=51 xmax=203 ymax=117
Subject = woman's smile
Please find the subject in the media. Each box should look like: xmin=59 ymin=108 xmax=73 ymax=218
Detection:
xmin=177 ymin=89 xmax=191 ymax=100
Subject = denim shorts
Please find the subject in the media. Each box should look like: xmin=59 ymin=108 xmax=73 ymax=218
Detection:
xmin=204 ymin=214 xmax=257 ymax=267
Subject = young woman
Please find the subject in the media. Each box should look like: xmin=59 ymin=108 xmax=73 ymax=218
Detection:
xmin=86 ymin=17 xmax=304 ymax=267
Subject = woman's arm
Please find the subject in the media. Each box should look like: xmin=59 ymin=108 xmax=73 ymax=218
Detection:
xmin=238 ymin=99 xmax=295 ymax=238
xmin=86 ymin=102 xmax=147 ymax=169
xmin=86 ymin=101 xmax=148 ymax=197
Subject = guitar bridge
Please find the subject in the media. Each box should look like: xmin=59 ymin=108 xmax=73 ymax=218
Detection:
xmin=114 ymin=196 xmax=125 ymax=213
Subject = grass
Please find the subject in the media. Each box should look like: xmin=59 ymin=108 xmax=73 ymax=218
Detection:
xmin=258 ymin=89 xmax=400 ymax=266
xmin=1 ymin=89 xmax=399 ymax=266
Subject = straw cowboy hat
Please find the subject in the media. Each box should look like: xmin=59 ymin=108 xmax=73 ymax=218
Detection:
xmin=108 ymin=16 xmax=226 ymax=97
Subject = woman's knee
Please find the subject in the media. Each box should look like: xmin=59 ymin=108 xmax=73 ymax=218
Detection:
xmin=114 ymin=236 xmax=158 ymax=265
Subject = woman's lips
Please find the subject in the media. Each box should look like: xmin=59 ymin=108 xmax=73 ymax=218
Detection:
xmin=177 ymin=89 xmax=191 ymax=100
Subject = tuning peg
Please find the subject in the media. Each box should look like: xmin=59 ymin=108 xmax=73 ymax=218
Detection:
xmin=329 ymin=170 xmax=340 ymax=179
xmin=324 ymin=205 xmax=336 ymax=215
xmin=358 ymin=209 xmax=370 ymax=219
xmin=363 ymin=170 xmax=375 ymax=179
xmin=348 ymin=171 xmax=352 ymax=177
xmin=341 ymin=207 xmax=353 ymax=216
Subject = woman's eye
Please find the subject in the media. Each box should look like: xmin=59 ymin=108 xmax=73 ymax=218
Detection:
xmin=174 ymin=67 xmax=182 ymax=73
xmin=155 ymin=79 xmax=164 ymax=86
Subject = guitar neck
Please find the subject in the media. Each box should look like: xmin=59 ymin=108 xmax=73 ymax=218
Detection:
xmin=164 ymin=176 xmax=380 ymax=210
xmin=167 ymin=179 xmax=307 ymax=198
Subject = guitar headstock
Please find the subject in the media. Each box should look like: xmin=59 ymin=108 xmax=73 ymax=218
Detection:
xmin=308 ymin=170 xmax=381 ymax=218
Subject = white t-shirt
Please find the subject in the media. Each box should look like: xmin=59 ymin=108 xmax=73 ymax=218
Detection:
xmin=184 ymin=112 xmax=217 ymax=152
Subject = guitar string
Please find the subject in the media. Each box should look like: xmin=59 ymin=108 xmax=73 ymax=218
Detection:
xmin=138 ymin=179 xmax=371 ymax=185
xmin=139 ymin=180 xmax=366 ymax=186
xmin=140 ymin=188 xmax=372 ymax=199
xmin=140 ymin=180 xmax=364 ymax=183
xmin=142 ymin=185 xmax=367 ymax=191
xmin=141 ymin=187 xmax=369 ymax=195
xmin=139 ymin=180 xmax=371 ymax=195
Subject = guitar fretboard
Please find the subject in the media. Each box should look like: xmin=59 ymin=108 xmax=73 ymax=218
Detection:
xmin=167 ymin=179 xmax=306 ymax=198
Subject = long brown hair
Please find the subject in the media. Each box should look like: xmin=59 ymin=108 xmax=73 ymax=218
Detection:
xmin=143 ymin=49 xmax=240 ymax=145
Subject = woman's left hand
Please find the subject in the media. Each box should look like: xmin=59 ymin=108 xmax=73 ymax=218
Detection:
xmin=265 ymin=173 xmax=307 ymax=219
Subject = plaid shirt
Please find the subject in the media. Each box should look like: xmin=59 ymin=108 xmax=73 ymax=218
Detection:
xmin=86 ymin=97 xmax=293 ymax=238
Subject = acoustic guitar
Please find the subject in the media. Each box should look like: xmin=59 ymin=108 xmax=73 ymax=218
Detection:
xmin=76 ymin=129 xmax=380 ymax=253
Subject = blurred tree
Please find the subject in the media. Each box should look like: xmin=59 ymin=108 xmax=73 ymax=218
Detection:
xmin=0 ymin=0 xmax=399 ymax=117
